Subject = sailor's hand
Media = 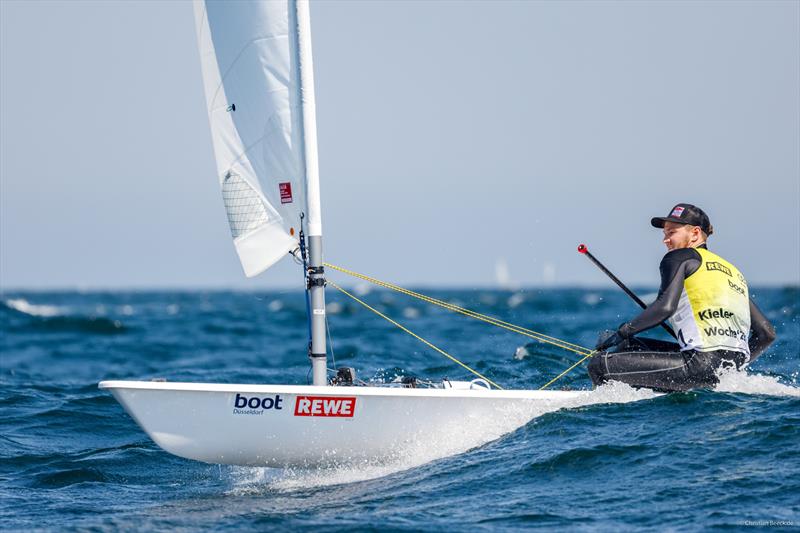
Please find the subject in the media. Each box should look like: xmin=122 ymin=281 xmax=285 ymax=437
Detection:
xmin=595 ymin=331 xmax=623 ymax=351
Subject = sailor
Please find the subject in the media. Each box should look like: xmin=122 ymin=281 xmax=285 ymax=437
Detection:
xmin=588 ymin=203 xmax=776 ymax=392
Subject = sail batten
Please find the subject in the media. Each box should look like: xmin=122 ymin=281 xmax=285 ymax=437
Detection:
xmin=194 ymin=0 xmax=315 ymax=277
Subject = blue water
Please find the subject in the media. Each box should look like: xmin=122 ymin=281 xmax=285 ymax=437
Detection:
xmin=1 ymin=286 xmax=798 ymax=531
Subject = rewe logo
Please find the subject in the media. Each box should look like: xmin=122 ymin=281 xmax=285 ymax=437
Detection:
xmin=294 ymin=396 xmax=356 ymax=417
xmin=706 ymin=262 xmax=732 ymax=277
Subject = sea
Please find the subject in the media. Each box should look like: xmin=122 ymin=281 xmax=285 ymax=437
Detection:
xmin=1 ymin=286 xmax=798 ymax=531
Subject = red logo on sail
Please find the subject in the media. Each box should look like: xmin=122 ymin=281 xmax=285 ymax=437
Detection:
xmin=294 ymin=396 xmax=356 ymax=417
xmin=279 ymin=182 xmax=293 ymax=204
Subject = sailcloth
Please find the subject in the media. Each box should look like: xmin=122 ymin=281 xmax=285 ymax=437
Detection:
xmin=193 ymin=0 xmax=312 ymax=277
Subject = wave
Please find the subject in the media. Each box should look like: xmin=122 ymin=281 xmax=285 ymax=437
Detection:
xmin=527 ymin=443 xmax=649 ymax=472
xmin=33 ymin=467 xmax=112 ymax=488
xmin=3 ymin=298 xmax=66 ymax=317
xmin=9 ymin=441 xmax=155 ymax=490
xmin=590 ymin=368 xmax=799 ymax=398
xmin=714 ymin=369 xmax=800 ymax=398
xmin=29 ymin=315 xmax=125 ymax=334
xmin=2 ymin=299 xmax=127 ymax=334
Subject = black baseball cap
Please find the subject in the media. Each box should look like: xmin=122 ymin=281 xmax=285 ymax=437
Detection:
xmin=651 ymin=203 xmax=713 ymax=235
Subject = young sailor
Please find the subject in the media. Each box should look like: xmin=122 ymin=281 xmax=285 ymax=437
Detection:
xmin=588 ymin=203 xmax=776 ymax=392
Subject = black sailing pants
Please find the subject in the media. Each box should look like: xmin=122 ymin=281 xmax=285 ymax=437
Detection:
xmin=587 ymin=337 xmax=747 ymax=392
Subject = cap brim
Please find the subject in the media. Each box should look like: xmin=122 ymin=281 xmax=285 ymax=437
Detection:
xmin=651 ymin=216 xmax=687 ymax=228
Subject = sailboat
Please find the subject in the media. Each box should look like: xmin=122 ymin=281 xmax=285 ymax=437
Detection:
xmin=99 ymin=0 xmax=621 ymax=468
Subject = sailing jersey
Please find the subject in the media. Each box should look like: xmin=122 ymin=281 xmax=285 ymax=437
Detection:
xmin=591 ymin=243 xmax=777 ymax=391
xmin=669 ymin=248 xmax=750 ymax=353
xmin=615 ymin=244 xmax=775 ymax=361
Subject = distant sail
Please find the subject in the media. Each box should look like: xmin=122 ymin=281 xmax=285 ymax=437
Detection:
xmin=194 ymin=0 xmax=309 ymax=277
xmin=494 ymin=257 xmax=510 ymax=288
xmin=494 ymin=257 xmax=519 ymax=290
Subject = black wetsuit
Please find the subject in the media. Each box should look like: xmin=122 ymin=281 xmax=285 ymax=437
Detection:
xmin=587 ymin=245 xmax=776 ymax=392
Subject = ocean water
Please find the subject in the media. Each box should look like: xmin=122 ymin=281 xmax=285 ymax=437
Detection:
xmin=1 ymin=286 xmax=798 ymax=531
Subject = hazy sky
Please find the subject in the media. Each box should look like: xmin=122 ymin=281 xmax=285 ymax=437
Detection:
xmin=1 ymin=0 xmax=798 ymax=290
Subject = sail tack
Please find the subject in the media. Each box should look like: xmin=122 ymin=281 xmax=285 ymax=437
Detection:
xmin=193 ymin=0 xmax=311 ymax=277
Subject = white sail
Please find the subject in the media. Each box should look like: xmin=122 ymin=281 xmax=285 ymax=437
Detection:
xmin=194 ymin=0 xmax=318 ymax=277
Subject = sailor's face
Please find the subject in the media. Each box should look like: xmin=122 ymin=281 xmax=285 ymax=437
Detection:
xmin=662 ymin=222 xmax=697 ymax=251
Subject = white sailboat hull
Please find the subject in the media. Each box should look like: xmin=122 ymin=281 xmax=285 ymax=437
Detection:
xmin=99 ymin=380 xmax=599 ymax=467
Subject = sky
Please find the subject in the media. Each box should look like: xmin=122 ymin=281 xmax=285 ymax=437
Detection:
xmin=1 ymin=0 xmax=798 ymax=290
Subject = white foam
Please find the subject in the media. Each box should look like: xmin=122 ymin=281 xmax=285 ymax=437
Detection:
xmin=714 ymin=369 xmax=800 ymax=398
xmin=507 ymin=293 xmax=525 ymax=308
xmin=582 ymin=293 xmax=602 ymax=306
xmin=4 ymin=298 xmax=65 ymax=317
xmin=579 ymin=381 xmax=663 ymax=404
xmin=353 ymin=283 xmax=372 ymax=297
xmin=226 ymin=459 xmax=422 ymax=494
xmin=513 ymin=345 xmax=531 ymax=360
xmin=402 ymin=307 xmax=420 ymax=319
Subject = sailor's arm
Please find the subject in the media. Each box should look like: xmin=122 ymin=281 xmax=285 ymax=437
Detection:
xmin=617 ymin=249 xmax=700 ymax=338
xmin=747 ymin=298 xmax=776 ymax=362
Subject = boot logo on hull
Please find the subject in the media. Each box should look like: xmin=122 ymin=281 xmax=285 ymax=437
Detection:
xmin=233 ymin=393 xmax=283 ymax=415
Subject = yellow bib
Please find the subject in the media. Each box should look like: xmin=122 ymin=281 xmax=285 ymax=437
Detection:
xmin=669 ymin=248 xmax=751 ymax=354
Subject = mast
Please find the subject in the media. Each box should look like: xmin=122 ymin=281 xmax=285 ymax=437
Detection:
xmin=295 ymin=0 xmax=327 ymax=386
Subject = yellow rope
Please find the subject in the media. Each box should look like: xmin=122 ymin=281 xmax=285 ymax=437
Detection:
xmin=538 ymin=351 xmax=596 ymax=390
xmin=324 ymin=263 xmax=592 ymax=356
xmin=324 ymin=263 xmax=598 ymax=389
xmin=327 ymin=279 xmax=504 ymax=390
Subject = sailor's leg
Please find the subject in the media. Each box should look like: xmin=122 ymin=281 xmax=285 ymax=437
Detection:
xmin=588 ymin=350 xmax=718 ymax=392
xmin=597 ymin=335 xmax=680 ymax=354
xmin=627 ymin=337 xmax=681 ymax=353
